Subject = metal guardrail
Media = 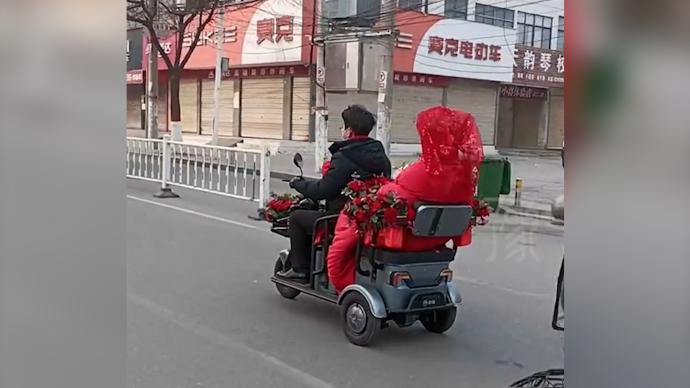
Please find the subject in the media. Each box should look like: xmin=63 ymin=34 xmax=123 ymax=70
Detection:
xmin=126 ymin=135 xmax=271 ymax=204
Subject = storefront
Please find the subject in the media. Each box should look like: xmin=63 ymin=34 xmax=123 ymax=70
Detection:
xmin=496 ymin=45 xmax=565 ymax=150
xmin=126 ymin=29 xmax=144 ymax=129
xmin=141 ymin=0 xmax=315 ymax=140
xmin=388 ymin=10 xmax=517 ymax=145
xmin=126 ymin=70 xmax=145 ymax=129
xmin=200 ymin=76 xmax=236 ymax=137
xmin=445 ymin=79 xmax=499 ymax=145
xmin=390 ymin=73 xmax=447 ymax=143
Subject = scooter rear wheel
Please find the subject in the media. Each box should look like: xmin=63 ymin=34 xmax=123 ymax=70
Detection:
xmin=274 ymin=258 xmax=301 ymax=299
xmin=340 ymin=292 xmax=381 ymax=346
xmin=420 ymin=307 xmax=457 ymax=334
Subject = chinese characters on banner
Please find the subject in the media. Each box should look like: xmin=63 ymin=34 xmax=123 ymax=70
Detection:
xmin=513 ymin=45 xmax=564 ymax=87
xmin=257 ymin=16 xmax=294 ymax=45
xmin=428 ymin=36 xmax=502 ymax=62
xmin=499 ymin=85 xmax=547 ymax=100
xmin=182 ymin=25 xmax=238 ymax=48
xmin=126 ymin=69 xmax=144 ymax=84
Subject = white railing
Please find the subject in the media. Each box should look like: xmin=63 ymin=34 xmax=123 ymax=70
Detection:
xmin=126 ymin=135 xmax=271 ymax=204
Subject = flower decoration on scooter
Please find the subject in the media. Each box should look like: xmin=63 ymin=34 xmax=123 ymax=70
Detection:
xmin=262 ymin=193 xmax=303 ymax=223
xmin=342 ymin=176 xmax=414 ymax=249
xmin=471 ymin=199 xmax=491 ymax=226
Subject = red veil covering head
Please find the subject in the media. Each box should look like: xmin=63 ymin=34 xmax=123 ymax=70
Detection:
xmin=417 ymin=106 xmax=484 ymax=175
xmin=395 ymin=106 xmax=484 ymax=204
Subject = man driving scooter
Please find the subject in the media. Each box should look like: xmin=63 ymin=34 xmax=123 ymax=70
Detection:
xmin=277 ymin=105 xmax=391 ymax=281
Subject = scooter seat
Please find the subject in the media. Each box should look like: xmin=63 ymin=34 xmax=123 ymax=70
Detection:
xmin=372 ymin=247 xmax=455 ymax=265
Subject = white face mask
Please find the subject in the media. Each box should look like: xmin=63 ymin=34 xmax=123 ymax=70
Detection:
xmin=341 ymin=126 xmax=350 ymax=140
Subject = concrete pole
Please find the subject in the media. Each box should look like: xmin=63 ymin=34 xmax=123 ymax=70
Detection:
xmin=211 ymin=4 xmax=224 ymax=145
xmin=146 ymin=31 xmax=159 ymax=140
xmin=375 ymin=0 xmax=395 ymax=156
xmin=313 ymin=0 xmax=328 ymax=174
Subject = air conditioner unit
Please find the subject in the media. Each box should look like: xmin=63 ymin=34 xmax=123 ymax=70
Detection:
xmin=323 ymin=0 xmax=382 ymax=27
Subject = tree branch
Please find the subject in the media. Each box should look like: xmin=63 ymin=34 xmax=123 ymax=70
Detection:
xmin=179 ymin=7 xmax=217 ymax=69
xmin=143 ymin=23 xmax=175 ymax=71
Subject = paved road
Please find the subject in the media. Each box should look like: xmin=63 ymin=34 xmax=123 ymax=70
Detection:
xmin=127 ymin=179 xmax=564 ymax=388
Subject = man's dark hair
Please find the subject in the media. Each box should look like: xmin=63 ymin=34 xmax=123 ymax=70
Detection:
xmin=342 ymin=105 xmax=376 ymax=136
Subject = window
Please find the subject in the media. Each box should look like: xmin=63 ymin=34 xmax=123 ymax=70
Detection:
xmin=517 ymin=11 xmax=553 ymax=49
xmin=475 ymin=3 xmax=514 ymax=28
xmin=557 ymin=16 xmax=564 ymax=50
xmin=444 ymin=0 xmax=468 ymax=19
xmin=398 ymin=0 xmax=425 ymax=12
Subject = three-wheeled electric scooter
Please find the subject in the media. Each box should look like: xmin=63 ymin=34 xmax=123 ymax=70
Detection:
xmin=268 ymin=153 xmax=473 ymax=346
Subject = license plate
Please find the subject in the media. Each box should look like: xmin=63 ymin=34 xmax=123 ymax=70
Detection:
xmin=419 ymin=294 xmax=443 ymax=308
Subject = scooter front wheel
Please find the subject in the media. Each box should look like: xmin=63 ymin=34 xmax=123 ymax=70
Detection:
xmin=274 ymin=258 xmax=301 ymax=299
xmin=340 ymin=292 xmax=381 ymax=346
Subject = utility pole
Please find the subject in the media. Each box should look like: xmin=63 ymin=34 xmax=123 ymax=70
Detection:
xmin=146 ymin=2 xmax=159 ymax=139
xmin=375 ymin=0 xmax=395 ymax=156
xmin=210 ymin=3 xmax=224 ymax=145
xmin=313 ymin=0 xmax=328 ymax=174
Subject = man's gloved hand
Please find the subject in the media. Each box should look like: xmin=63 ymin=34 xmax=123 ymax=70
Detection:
xmin=288 ymin=176 xmax=303 ymax=188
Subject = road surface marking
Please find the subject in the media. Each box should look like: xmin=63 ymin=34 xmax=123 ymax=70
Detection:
xmin=127 ymin=195 xmax=271 ymax=234
xmin=128 ymin=293 xmax=334 ymax=388
xmin=127 ymin=195 xmax=550 ymax=300
xmin=455 ymin=276 xmax=552 ymax=299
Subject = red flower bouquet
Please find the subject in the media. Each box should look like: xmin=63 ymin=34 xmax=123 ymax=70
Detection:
xmin=262 ymin=193 xmax=302 ymax=223
xmin=342 ymin=176 xmax=413 ymax=248
xmin=471 ymin=199 xmax=491 ymax=226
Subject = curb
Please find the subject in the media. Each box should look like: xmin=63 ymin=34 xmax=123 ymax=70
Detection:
xmin=497 ymin=206 xmax=561 ymax=224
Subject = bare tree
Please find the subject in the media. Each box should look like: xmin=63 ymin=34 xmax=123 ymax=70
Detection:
xmin=127 ymin=0 xmax=221 ymax=133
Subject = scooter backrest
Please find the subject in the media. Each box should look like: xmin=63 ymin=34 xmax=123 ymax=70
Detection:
xmin=412 ymin=204 xmax=473 ymax=237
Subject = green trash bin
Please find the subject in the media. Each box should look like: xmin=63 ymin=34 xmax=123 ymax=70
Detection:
xmin=476 ymin=156 xmax=511 ymax=210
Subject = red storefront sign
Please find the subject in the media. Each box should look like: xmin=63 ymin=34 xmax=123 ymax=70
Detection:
xmin=499 ymin=85 xmax=547 ymax=100
xmin=182 ymin=25 xmax=238 ymax=47
xmin=127 ymin=69 xmax=144 ymax=84
xmin=257 ymin=16 xmax=294 ymax=44
xmin=207 ymin=64 xmax=309 ymax=79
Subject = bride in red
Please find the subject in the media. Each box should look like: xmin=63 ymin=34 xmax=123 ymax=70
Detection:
xmin=326 ymin=106 xmax=485 ymax=294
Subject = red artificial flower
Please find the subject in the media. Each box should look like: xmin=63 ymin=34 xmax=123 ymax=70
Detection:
xmin=383 ymin=207 xmax=398 ymax=223
xmin=355 ymin=210 xmax=369 ymax=223
xmin=347 ymin=180 xmax=367 ymax=192
xmin=353 ymin=196 xmax=365 ymax=207
xmin=369 ymin=200 xmax=383 ymax=214
xmin=321 ymin=160 xmax=331 ymax=176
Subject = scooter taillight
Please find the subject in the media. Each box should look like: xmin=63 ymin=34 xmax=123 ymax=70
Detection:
xmin=439 ymin=268 xmax=453 ymax=282
xmin=389 ymin=271 xmax=411 ymax=287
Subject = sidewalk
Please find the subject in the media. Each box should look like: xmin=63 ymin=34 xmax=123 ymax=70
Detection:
xmin=126 ymin=130 xmax=563 ymax=217
xmin=496 ymin=154 xmax=564 ymax=218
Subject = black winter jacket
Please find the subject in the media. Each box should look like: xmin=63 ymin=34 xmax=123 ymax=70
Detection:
xmin=291 ymin=138 xmax=391 ymax=212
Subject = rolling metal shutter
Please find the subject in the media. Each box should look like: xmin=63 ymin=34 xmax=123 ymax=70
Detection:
xmin=512 ymin=99 xmax=543 ymax=149
xmin=391 ymin=84 xmax=444 ymax=143
xmin=126 ymin=85 xmax=143 ymax=129
xmin=445 ymin=79 xmax=498 ymax=145
xmin=291 ymin=77 xmax=312 ymax=141
xmin=547 ymin=89 xmax=564 ymax=149
xmin=201 ymin=79 xmax=235 ymax=137
xmin=179 ymin=78 xmax=199 ymax=133
xmin=240 ymin=78 xmax=284 ymax=139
